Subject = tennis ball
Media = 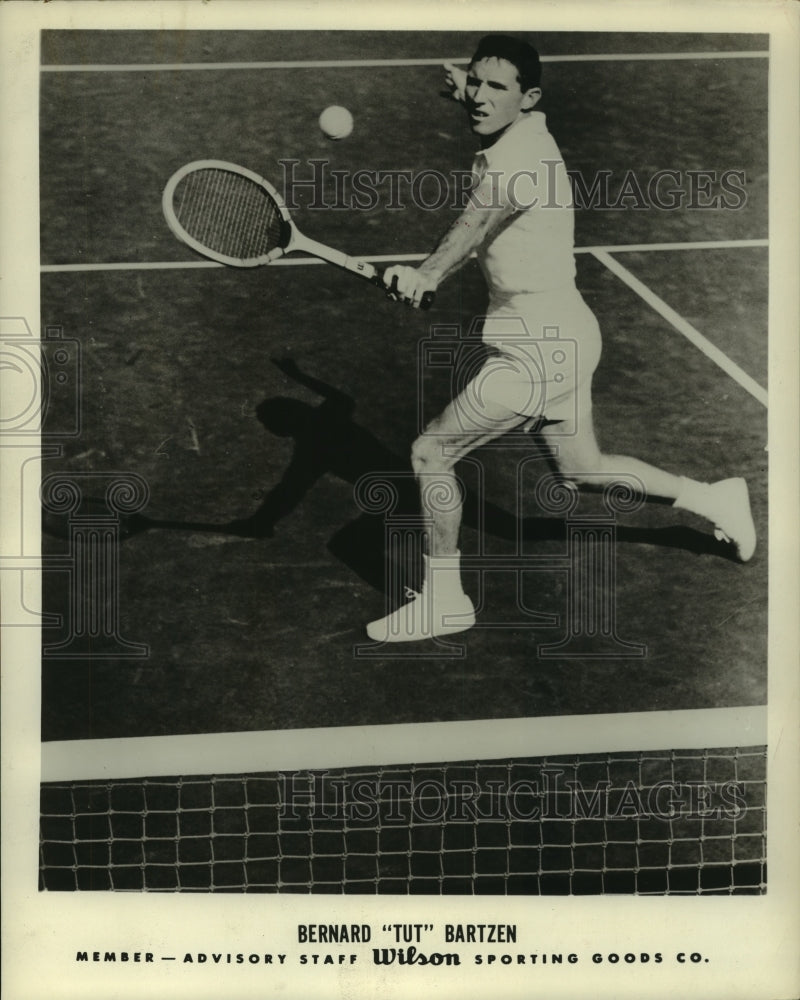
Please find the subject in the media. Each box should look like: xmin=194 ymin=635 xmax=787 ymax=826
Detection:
xmin=319 ymin=105 xmax=354 ymax=140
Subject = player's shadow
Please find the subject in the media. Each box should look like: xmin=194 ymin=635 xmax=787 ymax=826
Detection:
xmin=41 ymin=360 xmax=734 ymax=593
xmin=40 ymin=358 xmax=526 ymax=591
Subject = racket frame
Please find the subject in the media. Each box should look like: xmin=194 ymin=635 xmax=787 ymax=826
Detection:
xmin=162 ymin=159 xmax=433 ymax=307
xmin=162 ymin=159 xmax=377 ymax=275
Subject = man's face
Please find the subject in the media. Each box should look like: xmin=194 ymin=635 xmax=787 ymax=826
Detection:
xmin=465 ymin=56 xmax=540 ymax=143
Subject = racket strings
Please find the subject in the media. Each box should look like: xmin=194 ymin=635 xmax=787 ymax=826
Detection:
xmin=173 ymin=169 xmax=284 ymax=262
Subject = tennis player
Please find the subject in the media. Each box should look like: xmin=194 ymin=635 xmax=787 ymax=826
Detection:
xmin=367 ymin=34 xmax=756 ymax=642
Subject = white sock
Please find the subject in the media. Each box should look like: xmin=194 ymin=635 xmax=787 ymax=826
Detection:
xmin=423 ymin=551 xmax=466 ymax=603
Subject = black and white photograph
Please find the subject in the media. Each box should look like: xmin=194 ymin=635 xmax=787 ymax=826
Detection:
xmin=1 ymin=2 xmax=798 ymax=999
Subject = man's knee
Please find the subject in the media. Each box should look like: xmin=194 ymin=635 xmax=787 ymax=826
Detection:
xmin=411 ymin=434 xmax=437 ymax=475
xmin=411 ymin=432 xmax=458 ymax=476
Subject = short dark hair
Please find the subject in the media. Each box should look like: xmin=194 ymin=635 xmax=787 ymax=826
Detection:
xmin=470 ymin=35 xmax=541 ymax=92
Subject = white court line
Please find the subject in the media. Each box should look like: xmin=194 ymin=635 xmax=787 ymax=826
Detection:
xmin=579 ymin=238 xmax=768 ymax=254
xmin=40 ymin=705 xmax=767 ymax=781
xmin=41 ymin=52 xmax=769 ymax=72
xmin=39 ymin=254 xmax=424 ymax=274
xmin=39 ymin=238 xmax=768 ymax=273
xmin=592 ymin=248 xmax=768 ymax=408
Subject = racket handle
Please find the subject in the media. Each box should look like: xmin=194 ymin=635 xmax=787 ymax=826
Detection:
xmin=377 ymin=270 xmax=435 ymax=310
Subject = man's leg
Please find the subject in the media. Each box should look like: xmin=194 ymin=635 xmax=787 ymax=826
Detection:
xmin=366 ymin=390 xmax=527 ymax=642
xmin=412 ymin=393 xmax=527 ymax=555
xmin=539 ymin=415 xmax=682 ymax=498
xmin=539 ymin=414 xmax=756 ymax=561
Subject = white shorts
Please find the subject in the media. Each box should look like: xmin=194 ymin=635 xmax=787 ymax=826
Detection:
xmin=472 ymin=286 xmax=602 ymax=424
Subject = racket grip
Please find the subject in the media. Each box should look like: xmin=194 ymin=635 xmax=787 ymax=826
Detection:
xmin=377 ymin=270 xmax=435 ymax=311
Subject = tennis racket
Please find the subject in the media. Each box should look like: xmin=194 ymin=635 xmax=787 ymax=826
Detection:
xmin=162 ymin=159 xmax=434 ymax=309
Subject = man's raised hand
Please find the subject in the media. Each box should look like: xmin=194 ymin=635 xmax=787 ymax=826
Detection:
xmin=443 ymin=62 xmax=467 ymax=103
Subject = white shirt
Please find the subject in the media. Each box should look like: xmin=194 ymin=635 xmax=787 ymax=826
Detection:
xmin=472 ymin=111 xmax=576 ymax=298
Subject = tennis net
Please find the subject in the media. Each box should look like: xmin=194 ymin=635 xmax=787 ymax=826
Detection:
xmin=39 ymin=707 xmax=767 ymax=895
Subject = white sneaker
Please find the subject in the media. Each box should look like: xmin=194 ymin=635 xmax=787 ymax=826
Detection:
xmin=675 ymin=476 xmax=757 ymax=562
xmin=707 ymin=478 xmax=756 ymax=562
xmin=366 ymin=586 xmax=476 ymax=643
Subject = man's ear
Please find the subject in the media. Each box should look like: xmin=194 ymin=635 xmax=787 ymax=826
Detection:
xmin=521 ymin=87 xmax=542 ymax=111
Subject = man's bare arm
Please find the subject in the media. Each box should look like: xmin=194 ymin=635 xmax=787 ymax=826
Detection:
xmin=420 ymin=184 xmax=515 ymax=283
xmin=384 ymin=179 xmax=516 ymax=307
